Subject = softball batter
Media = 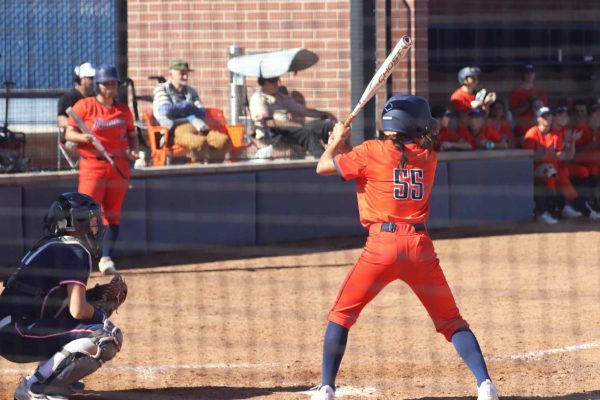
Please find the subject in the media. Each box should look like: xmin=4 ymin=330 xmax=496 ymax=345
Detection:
xmin=311 ymin=95 xmax=499 ymax=400
xmin=65 ymin=64 xmax=139 ymax=275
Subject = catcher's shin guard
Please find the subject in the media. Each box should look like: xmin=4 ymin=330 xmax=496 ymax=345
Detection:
xmin=32 ymin=321 xmax=123 ymax=394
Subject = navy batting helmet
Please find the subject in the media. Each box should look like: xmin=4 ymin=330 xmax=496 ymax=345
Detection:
xmin=94 ymin=64 xmax=121 ymax=84
xmin=381 ymin=95 xmax=437 ymax=137
xmin=458 ymin=66 xmax=481 ymax=85
xmin=44 ymin=192 xmax=106 ymax=257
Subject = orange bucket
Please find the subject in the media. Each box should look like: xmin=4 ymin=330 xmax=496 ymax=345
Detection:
xmin=227 ymin=125 xmax=244 ymax=147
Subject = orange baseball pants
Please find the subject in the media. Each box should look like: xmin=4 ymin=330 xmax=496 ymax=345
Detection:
xmin=328 ymin=222 xmax=468 ymax=341
xmin=78 ymin=156 xmax=130 ymax=225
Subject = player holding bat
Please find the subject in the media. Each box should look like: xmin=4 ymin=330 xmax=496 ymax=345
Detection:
xmin=65 ymin=64 xmax=139 ymax=275
xmin=311 ymin=94 xmax=499 ymax=400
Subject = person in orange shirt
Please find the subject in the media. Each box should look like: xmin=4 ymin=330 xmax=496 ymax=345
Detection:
xmin=431 ymin=107 xmax=471 ymax=151
xmin=310 ymin=95 xmax=499 ymax=400
xmin=456 ymin=109 xmax=509 ymax=150
xmin=66 ymin=64 xmax=139 ymax=275
xmin=572 ymin=104 xmax=600 ymax=207
xmin=551 ymin=106 xmax=588 ymax=183
xmin=487 ymin=100 xmax=515 ymax=148
xmin=450 ymin=66 xmax=480 ymax=128
xmin=523 ymin=107 xmax=599 ymax=223
xmin=509 ymin=64 xmax=548 ymax=143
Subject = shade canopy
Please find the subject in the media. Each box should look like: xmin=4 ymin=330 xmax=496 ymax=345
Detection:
xmin=227 ymin=48 xmax=319 ymax=78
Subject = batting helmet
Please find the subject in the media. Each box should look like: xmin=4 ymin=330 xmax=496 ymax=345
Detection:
xmin=94 ymin=64 xmax=121 ymax=84
xmin=381 ymin=95 xmax=437 ymax=137
xmin=44 ymin=192 xmax=106 ymax=257
xmin=458 ymin=66 xmax=481 ymax=85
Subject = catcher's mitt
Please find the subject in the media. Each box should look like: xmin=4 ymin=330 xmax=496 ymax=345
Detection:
xmin=86 ymin=273 xmax=128 ymax=318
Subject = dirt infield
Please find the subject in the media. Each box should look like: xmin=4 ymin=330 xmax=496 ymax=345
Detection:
xmin=1 ymin=223 xmax=600 ymax=399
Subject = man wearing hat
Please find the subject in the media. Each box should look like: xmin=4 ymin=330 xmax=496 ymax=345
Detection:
xmin=249 ymin=75 xmax=337 ymax=157
xmin=56 ymin=62 xmax=97 ymax=169
xmin=509 ymin=64 xmax=548 ymax=141
xmin=523 ymin=106 xmax=600 ymax=223
xmin=456 ymin=108 xmax=508 ymax=150
xmin=153 ymin=59 xmax=231 ymax=163
xmin=57 ymin=62 xmax=96 ymax=130
xmin=430 ymin=106 xmax=470 ymax=151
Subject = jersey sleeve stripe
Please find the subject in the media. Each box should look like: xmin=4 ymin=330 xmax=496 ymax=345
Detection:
xmin=333 ymin=156 xmax=346 ymax=181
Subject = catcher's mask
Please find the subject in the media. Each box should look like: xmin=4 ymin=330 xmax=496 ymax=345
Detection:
xmin=381 ymin=94 xmax=437 ymax=139
xmin=44 ymin=192 xmax=106 ymax=257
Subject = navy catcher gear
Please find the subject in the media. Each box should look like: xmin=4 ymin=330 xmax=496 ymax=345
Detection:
xmin=44 ymin=192 xmax=105 ymax=257
xmin=457 ymin=66 xmax=480 ymax=85
xmin=381 ymin=95 xmax=437 ymax=137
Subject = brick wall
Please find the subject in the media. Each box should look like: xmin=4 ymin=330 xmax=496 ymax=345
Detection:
xmin=128 ymin=0 xmax=428 ymax=125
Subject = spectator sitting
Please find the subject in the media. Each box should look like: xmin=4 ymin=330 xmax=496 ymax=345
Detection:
xmin=523 ymin=106 xmax=600 ymax=223
xmin=249 ymin=76 xmax=337 ymax=157
xmin=153 ymin=59 xmax=231 ymax=163
xmin=457 ymin=109 xmax=509 ymax=150
xmin=487 ymin=100 xmax=515 ymax=148
xmin=572 ymin=104 xmax=600 ymax=207
xmin=573 ymin=99 xmax=589 ymax=128
xmin=509 ymin=64 xmax=548 ymax=141
xmin=431 ymin=107 xmax=471 ymax=151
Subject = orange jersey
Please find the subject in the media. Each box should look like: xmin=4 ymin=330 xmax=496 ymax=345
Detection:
xmin=434 ymin=126 xmax=461 ymax=150
xmin=334 ymin=140 xmax=437 ymax=227
xmin=450 ymin=88 xmax=475 ymax=113
xmin=509 ymin=85 xmax=548 ymax=117
xmin=69 ymin=97 xmax=134 ymax=159
xmin=456 ymin=125 xmax=502 ymax=149
xmin=575 ymin=123 xmax=600 ymax=148
xmin=488 ymin=120 xmax=514 ymax=143
xmin=523 ymin=126 xmax=564 ymax=162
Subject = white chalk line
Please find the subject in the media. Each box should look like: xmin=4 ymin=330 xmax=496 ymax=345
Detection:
xmin=487 ymin=340 xmax=600 ymax=361
xmin=0 ymin=362 xmax=277 ymax=375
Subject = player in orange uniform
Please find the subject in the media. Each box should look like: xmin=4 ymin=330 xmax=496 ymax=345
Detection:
xmin=523 ymin=107 xmax=600 ymax=223
xmin=450 ymin=66 xmax=480 ymax=128
xmin=310 ymin=95 xmax=499 ymax=400
xmin=431 ymin=107 xmax=471 ymax=151
xmin=488 ymin=100 xmax=515 ymax=148
xmin=65 ymin=65 xmax=139 ymax=275
xmin=573 ymin=104 xmax=600 ymax=206
xmin=509 ymin=64 xmax=548 ymax=143
xmin=457 ymin=109 xmax=509 ymax=150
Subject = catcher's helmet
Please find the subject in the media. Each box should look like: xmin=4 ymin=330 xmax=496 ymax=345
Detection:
xmin=94 ymin=64 xmax=121 ymax=84
xmin=458 ymin=66 xmax=481 ymax=85
xmin=381 ymin=95 xmax=437 ymax=137
xmin=44 ymin=192 xmax=105 ymax=257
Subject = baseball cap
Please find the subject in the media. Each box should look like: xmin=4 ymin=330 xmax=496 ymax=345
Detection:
xmin=553 ymin=106 xmax=568 ymax=115
xmin=521 ymin=64 xmax=535 ymax=73
xmin=169 ymin=59 xmax=194 ymax=72
xmin=468 ymin=108 xmax=486 ymax=118
xmin=536 ymin=106 xmax=552 ymax=118
xmin=74 ymin=62 xmax=95 ymax=78
xmin=589 ymin=104 xmax=600 ymax=114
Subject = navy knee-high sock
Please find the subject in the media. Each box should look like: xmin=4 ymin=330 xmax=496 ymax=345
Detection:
xmin=451 ymin=329 xmax=490 ymax=386
xmin=102 ymin=224 xmax=120 ymax=258
xmin=321 ymin=322 xmax=348 ymax=388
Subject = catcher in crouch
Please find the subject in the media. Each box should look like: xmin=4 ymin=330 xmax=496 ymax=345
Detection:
xmin=0 ymin=192 xmax=127 ymax=400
